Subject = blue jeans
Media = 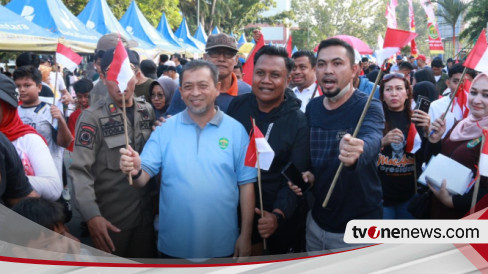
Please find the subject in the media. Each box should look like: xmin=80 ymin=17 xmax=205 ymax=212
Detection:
xmin=383 ymin=198 xmax=414 ymax=219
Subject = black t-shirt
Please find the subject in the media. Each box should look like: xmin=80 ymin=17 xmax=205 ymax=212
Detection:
xmin=0 ymin=132 xmax=33 ymax=205
xmin=378 ymin=109 xmax=416 ymax=206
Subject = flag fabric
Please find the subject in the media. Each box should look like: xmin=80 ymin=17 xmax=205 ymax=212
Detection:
xmin=452 ymin=79 xmax=470 ymax=119
xmin=285 ymin=35 xmax=293 ymax=57
xmin=244 ymin=121 xmax=275 ymax=171
xmin=464 ymin=29 xmax=488 ymax=73
xmin=242 ymin=32 xmax=265 ymax=85
xmin=420 ymin=0 xmax=444 ymax=54
xmin=405 ymin=123 xmax=422 ymax=154
xmin=55 ymin=43 xmax=82 ymax=72
xmin=479 ymin=128 xmax=488 ymax=177
xmin=375 ymin=28 xmax=417 ymax=64
xmin=407 ymin=0 xmax=418 ymax=57
xmin=385 ymin=0 xmax=398 ymax=29
xmin=106 ymin=38 xmax=134 ymax=93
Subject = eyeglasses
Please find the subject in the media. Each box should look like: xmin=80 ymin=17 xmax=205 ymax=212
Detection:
xmin=206 ymin=50 xmax=236 ymax=59
xmin=151 ymin=93 xmax=165 ymax=99
xmin=383 ymin=73 xmax=405 ymax=81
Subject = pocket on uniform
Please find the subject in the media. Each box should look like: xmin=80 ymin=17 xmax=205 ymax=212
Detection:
xmin=103 ymin=134 xmax=126 ymax=170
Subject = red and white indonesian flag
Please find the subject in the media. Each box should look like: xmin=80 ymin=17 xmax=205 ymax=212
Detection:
xmin=385 ymin=0 xmax=398 ymax=29
xmin=406 ymin=123 xmax=421 ymax=154
xmin=376 ymin=28 xmax=417 ymax=64
xmin=245 ymin=121 xmax=274 ymax=171
xmin=480 ymin=128 xmax=488 ymax=177
xmin=464 ymin=29 xmax=488 ymax=73
xmin=55 ymin=43 xmax=82 ymax=72
xmin=106 ymin=38 xmax=134 ymax=93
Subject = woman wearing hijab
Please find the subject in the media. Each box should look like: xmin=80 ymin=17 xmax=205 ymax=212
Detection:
xmin=413 ymin=81 xmax=438 ymax=104
xmin=148 ymin=77 xmax=178 ymax=119
xmin=428 ymin=73 xmax=488 ymax=218
xmin=0 ymin=75 xmax=61 ymax=201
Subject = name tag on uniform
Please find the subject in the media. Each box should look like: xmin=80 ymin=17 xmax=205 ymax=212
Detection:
xmin=99 ymin=114 xmax=124 ymax=137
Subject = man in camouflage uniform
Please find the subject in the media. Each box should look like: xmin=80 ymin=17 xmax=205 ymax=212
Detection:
xmin=70 ymin=48 xmax=156 ymax=258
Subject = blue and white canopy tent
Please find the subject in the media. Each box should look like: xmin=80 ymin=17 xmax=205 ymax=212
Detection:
xmin=77 ymin=0 xmax=157 ymax=59
xmin=119 ymin=0 xmax=182 ymax=54
xmin=237 ymin=33 xmax=247 ymax=48
xmin=193 ymin=23 xmax=207 ymax=44
xmin=174 ymin=17 xmax=205 ymax=53
xmin=0 ymin=4 xmax=59 ymax=51
xmin=155 ymin=12 xmax=185 ymax=52
xmin=6 ymin=0 xmax=101 ymax=53
xmin=211 ymin=26 xmax=220 ymax=35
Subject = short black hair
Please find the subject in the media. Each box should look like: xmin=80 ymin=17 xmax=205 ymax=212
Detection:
xmin=180 ymin=60 xmax=219 ymax=87
xmin=173 ymin=53 xmax=182 ymax=62
xmin=317 ymin=38 xmax=355 ymax=67
xmin=140 ymin=59 xmax=157 ymax=79
xmin=13 ymin=65 xmax=42 ymax=85
xmin=157 ymin=64 xmax=167 ymax=77
xmin=234 ymin=61 xmax=243 ymax=72
xmin=448 ymin=63 xmax=465 ymax=78
xmin=431 ymin=57 xmax=444 ymax=68
xmin=254 ymin=45 xmax=294 ymax=73
xmin=291 ymin=50 xmax=316 ymax=67
xmin=16 ymin=52 xmax=40 ymax=68
xmin=73 ymin=78 xmax=93 ymax=94
xmin=159 ymin=54 xmax=169 ymax=63
xmin=447 ymin=58 xmax=454 ymax=63
xmin=12 ymin=198 xmax=65 ymax=231
xmin=399 ymin=61 xmax=414 ymax=71
xmin=361 ymin=57 xmax=369 ymax=63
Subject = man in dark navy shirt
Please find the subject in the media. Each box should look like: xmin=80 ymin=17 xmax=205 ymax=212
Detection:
xmin=305 ymin=38 xmax=385 ymax=252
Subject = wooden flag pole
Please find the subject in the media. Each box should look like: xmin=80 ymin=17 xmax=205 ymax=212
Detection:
xmin=441 ymin=68 xmax=467 ymax=120
xmin=122 ymin=92 xmax=133 ymax=186
xmin=322 ymin=61 xmax=385 ymax=208
xmin=252 ymin=118 xmax=267 ymax=252
xmin=470 ymin=130 xmax=486 ymax=215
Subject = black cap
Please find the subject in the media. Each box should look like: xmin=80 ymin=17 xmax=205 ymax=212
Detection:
xmin=0 ymin=74 xmax=18 ymax=108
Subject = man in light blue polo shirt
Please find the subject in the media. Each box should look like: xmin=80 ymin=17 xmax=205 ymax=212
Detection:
xmin=120 ymin=60 xmax=256 ymax=260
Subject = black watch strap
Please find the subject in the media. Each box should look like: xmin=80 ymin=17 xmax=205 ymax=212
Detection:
xmin=132 ymin=169 xmax=142 ymax=180
xmin=272 ymin=212 xmax=284 ymax=227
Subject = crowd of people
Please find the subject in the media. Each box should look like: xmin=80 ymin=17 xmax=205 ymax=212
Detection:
xmin=1 ymin=31 xmax=487 ymax=261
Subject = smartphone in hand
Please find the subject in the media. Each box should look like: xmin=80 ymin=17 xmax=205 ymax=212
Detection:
xmin=415 ymin=95 xmax=431 ymax=113
xmin=281 ymin=162 xmax=310 ymax=192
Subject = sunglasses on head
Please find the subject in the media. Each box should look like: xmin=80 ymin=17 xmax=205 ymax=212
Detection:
xmin=383 ymin=73 xmax=405 ymax=81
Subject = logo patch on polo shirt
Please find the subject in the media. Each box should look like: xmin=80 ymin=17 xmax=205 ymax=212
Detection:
xmin=219 ymin=137 xmax=229 ymax=150
xmin=76 ymin=123 xmax=96 ymax=149
xmin=468 ymin=137 xmax=481 ymax=148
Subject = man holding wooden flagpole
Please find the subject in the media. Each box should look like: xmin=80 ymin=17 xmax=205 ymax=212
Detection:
xmin=70 ymin=42 xmax=157 ymax=257
xmin=304 ymin=38 xmax=385 ymax=252
xmin=120 ymin=60 xmax=256 ymax=260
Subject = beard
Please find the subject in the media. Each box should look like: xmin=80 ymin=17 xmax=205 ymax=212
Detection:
xmin=321 ymin=83 xmax=351 ymax=103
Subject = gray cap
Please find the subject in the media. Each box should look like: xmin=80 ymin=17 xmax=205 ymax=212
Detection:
xmin=0 ymin=74 xmax=18 ymax=108
xmin=96 ymin=33 xmax=138 ymax=53
xmin=205 ymin=33 xmax=238 ymax=52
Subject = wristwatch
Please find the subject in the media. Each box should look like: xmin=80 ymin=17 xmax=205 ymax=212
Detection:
xmin=272 ymin=211 xmax=284 ymax=227
xmin=132 ymin=169 xmax=142 ymax=180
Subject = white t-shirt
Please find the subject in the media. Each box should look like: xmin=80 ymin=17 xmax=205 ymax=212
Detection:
xmin=12 ymin=134 xmax=62 ymax=201
xmin=293 ymin=82 xmax=318 ymax=113
xmin=50 ymin=71 xmax=67 ymax=97
xmin=428 ymin=96 xmax=464 ymax=139
xmin=18 ymin=101 xmax=64 ymax=180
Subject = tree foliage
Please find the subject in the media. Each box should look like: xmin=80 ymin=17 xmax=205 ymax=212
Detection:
xmin=395 ymin=0 xmax=430 ymax=55
xmin=179 ymin=0 xmax=276 ymax=35
xmin=291 ymin=0 xmax=386 ymax=51
xmin=434 ymin=0 xmax=468 ymax=56
xmin=459 ymin=0 xmax=488 ymax=45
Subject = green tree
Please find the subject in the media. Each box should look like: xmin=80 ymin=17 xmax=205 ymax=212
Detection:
xmin=434 ymin=0 xmax=468 ymax=57
xmin=395 ymin=0 xmax=429 ymax=56
xmin=179 ymin=0 xmax=275 ymax=35
xmin=291 ymin=0 xmax=386 ymax=51
xmin=459 ymin=0 xmax=488 ymax=45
